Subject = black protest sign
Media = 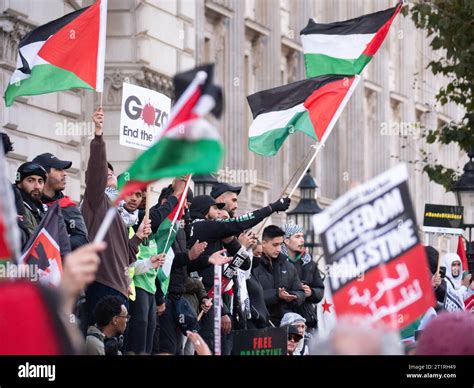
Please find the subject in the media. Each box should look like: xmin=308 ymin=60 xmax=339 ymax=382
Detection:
xmin=423 ymin=204 xmax=463 ymax=235
xmin=231 ymin=326 xmax=288 ymax=356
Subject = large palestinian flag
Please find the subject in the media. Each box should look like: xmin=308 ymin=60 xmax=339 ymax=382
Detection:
xmin=247 ymin=74 xmax=360 ymax=156
xmin=117 ymin=64 xmax=223 ymax=201
xmin=300 ymin=2 xmax=401 ymax=78
xmin=4 ymin=0 xmax=107 ymax=107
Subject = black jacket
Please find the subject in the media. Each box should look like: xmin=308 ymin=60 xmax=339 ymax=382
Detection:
xmin=253 ymin=253 xmax=305 ymax=326
xmin=187 ymin=206 xmax=273 ymax=291
xmin=246 ymin=256 xmax=270 ymax=329
xmin=287 ymin=256 xmax=324 ymax=328
xmin=154 ymin=226 xmax=211 ymax=304
xmin=42 ymin=192 xmax=89 ymax=251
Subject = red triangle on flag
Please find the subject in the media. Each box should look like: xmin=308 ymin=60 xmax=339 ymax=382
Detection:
xmin=304 ymin=76 xmax=356 ymax=142
xmin=38 ymin=1 xmax=101 ymax=89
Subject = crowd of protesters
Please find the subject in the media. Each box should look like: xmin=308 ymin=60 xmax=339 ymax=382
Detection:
xmin=1 ymin=107 xmax=473 ymax=356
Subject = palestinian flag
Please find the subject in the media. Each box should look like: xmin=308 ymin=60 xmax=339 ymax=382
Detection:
xmin=117 ymin=64 xmax=224 ymax=201
xmin=4 ymin=0 xmax=107 ymax=107
xmin=20 ymin=203 xmax=70 ymax=287
xmin=300 ymin=2 xmax=402 ymax=78
xmin=247 ymin=74 xmax=360 ymax=156
xmin=156 ymin=177 xmax=191 ymax=295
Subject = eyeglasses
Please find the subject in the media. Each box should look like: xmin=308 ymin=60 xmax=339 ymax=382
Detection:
xmin=117 ymin=314 xmax=131 ymax=321
xmin=288 ymin=334 xmax=301 ymax=342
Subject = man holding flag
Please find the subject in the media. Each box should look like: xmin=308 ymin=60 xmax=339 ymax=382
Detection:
xmin=81 ymin=107 xmax=151 ymax=325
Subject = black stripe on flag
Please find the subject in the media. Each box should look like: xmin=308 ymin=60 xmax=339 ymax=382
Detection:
xmin=19 ymin=6 xmax=89 ymax=48
xmin=173 ymin=63 xmax=223 ymax=118
xmin=247 ymin=75 xmax=347 ymax=118
xmin=300 ymin=3 xmax=400 ymax=36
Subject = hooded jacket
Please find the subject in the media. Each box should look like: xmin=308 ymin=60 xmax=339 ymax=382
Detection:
xmin=442 ymin=253 xmax=467 ymax=301
xmin=253 ymin=253 xmax=305 ymax=325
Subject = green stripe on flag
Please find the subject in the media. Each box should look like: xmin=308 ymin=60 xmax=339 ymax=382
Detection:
xmin=123 ymin=138 xmax=223 ymax=185
xmin=155 ymin=217 xmax=177 ymax=295
xmin=249 ymin=110 xmax=318 ymax=156
xmin=4 ymin=63 xmax=93 ymax=106
xmin=304 ymin=53 xmax=372 ymax=77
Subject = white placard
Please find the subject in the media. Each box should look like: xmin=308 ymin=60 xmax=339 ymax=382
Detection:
xmin=119 ymin=82 xmax=171 ymax=150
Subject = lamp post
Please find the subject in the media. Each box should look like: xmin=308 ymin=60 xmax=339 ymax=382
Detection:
xmin=192 ymin=174 xmax=218 ymax=196
xmin=452 ymin=151 xmax=474 ymax=274
xmin=287 ymin=170 xmax=323 ymax=255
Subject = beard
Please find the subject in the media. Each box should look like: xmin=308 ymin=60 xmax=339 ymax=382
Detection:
xmin=29 ymin=190 xmax=42 ymax=202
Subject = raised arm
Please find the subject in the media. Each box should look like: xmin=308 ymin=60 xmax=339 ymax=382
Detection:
xmin=84 ymin=108 xmax=107 ymax=206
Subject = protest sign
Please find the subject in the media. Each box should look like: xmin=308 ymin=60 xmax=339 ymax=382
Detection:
xmin=119 ymin=82 xmax=171 ymax=150
xmin=422 ymin=204 xmax=463 ymax=235
xmin=313 ymin=164 xmax=435 ymax=329
xmin=231 ymin=326 xmax=288 ymax=356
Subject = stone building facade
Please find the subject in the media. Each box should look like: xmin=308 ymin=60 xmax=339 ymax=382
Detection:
xmin=0 ymin=0 xmax=465 ymax=251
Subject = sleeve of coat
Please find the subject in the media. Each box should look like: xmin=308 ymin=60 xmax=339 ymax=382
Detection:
xmin=65 ymin=206 xmax=89 ymax=250
xmin=84 ymin=135 xmax=107 ymax=208
xmin=149 ymin=195 xmax=178 ymax=233
xmin=289 ymin=267 xmax=305 ymax=306
xmin=195 ymin=206 xmax=273 ymax=241
xmin=57 ymin=207 xmax=72 ymax=259
xmin=308 ymin=264 xmax=325 ymax=304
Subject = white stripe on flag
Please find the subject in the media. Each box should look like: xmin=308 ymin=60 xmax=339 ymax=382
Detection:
xmin=301 ymin=33 xmax=375 ymax=59
xmin=10 ymin=41 xmax=49 ymax=85
xmin=164 ymin=118 xmax=220 ymax=141
xmin=249 ymin=103 xmax=306 ymax=138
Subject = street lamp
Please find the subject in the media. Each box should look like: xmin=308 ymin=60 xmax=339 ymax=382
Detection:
xmin=287 ymin=170 xmax=323 ymax=255
xmin=452 ymin=150 xmax=474 ymax=273
xmin=192 ymin=174 xmax=218 ymax=196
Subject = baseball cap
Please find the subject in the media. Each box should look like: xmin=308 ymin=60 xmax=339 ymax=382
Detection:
xmin=210 ymin=182 xmax=242 ymax=199
xmin=32 ymin=153 xmax=72 ymax=171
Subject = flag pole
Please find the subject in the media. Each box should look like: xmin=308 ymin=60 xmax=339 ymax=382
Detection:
xmin=93 ymin=207 xmax=116 ymax=243
xmin=161 ymin=175 xmax=192 ymax=255
xmin=255 ymin=144 xmax=318 ymax=236
xmin=288 ymin=142 xmax=325 ymax=198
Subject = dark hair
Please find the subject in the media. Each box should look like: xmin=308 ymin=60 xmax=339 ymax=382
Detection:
xmin=107 ymin=162 xmax=114 ymax=172
xmin=262 ymin=225 xmax=285 ymax=241
xmin=94 ymin=296 xmax=123 ymax=327
xmin=425 ymin=245 xmax=439 ymax=275
xmin=158 ymin=185 xmax=174 ymax=205
xmin=1 ymin=133 xmax=13 ymax=155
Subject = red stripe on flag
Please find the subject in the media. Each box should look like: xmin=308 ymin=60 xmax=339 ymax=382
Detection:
xmin=114 ymin=180 xmax=148 ymax=204
xmin=164 ymin=88 xmax=201 ymax=135
xmin=304 ymin=77 xmax=355 ymax=141
xmin=362 ymin=2 xmax=401 ymax=56
xmin=38 ymin=0 xmax=101 ymax=89
xmin=457 ymin=236 xmax=469 ymax=272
